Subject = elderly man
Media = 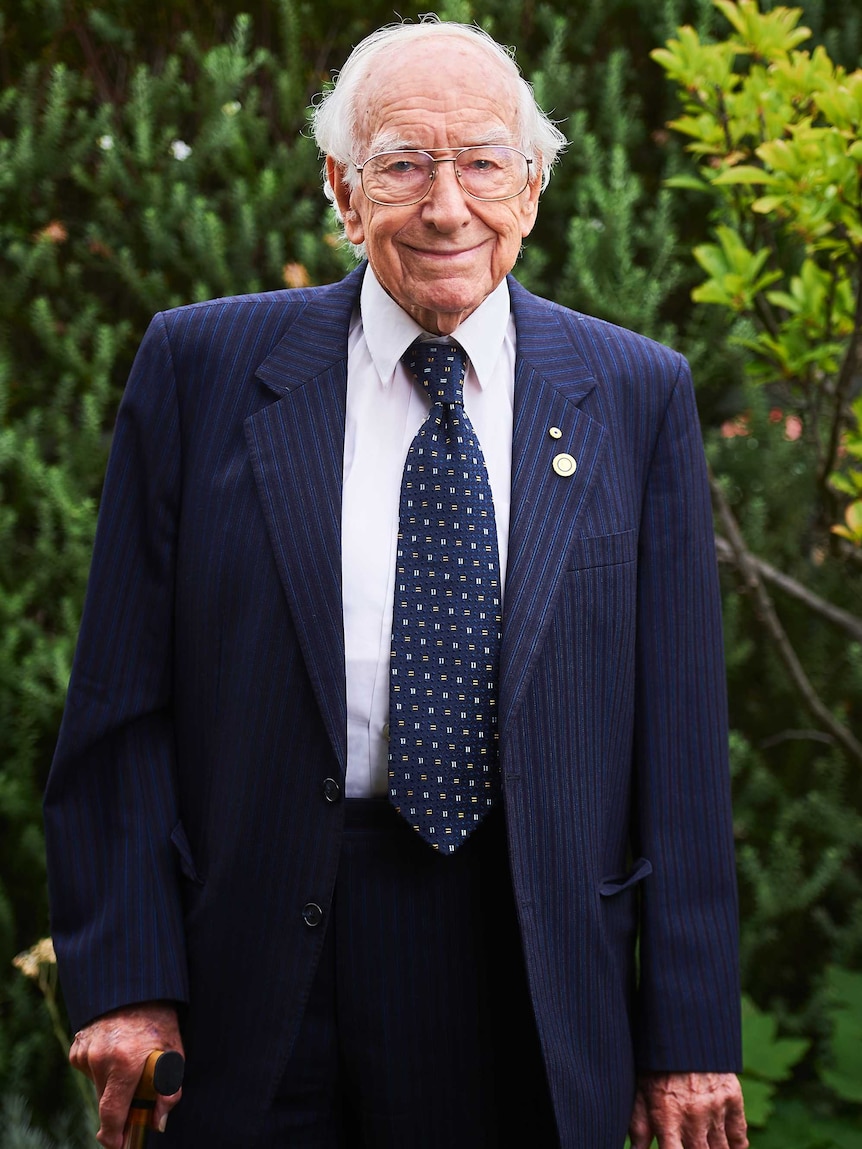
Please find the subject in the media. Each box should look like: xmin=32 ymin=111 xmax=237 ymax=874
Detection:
xmin=45 ymin=18 xmax=747 ymax=1149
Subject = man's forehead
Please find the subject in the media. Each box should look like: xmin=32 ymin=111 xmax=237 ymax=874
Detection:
xmin=356 ymin=37 xmax=519 ymax=150
xmin=366 ymin=126 xmax=515 ymax=153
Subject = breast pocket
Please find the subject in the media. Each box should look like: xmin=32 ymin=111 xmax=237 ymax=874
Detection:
xmin=567 ymin=529 xmax=637 ymax=571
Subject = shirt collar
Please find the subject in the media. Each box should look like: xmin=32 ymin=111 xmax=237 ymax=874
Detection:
xmin=359 ymin=264 xmax=511 ymax=391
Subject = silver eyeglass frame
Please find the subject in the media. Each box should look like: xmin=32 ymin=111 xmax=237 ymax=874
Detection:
xmin=354 ymin=146 xmax=534 ymax=206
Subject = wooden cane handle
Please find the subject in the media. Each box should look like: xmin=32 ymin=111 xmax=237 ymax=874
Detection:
xmin=122 ymin=1051 xmax=185 ymax=1148
xmin=134 ymin=1049 xmax=185 ymax=1102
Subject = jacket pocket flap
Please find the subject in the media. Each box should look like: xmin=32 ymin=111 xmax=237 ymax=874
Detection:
xmin=567 ymin=529 xmax=637 ymax=571
xmin=170 ymin=821 xmax=205 ymax=885
xmin=599 ymin=856 xmax=652 ymax=897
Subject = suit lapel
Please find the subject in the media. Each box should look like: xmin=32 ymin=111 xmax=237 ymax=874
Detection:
xmin=244 ymin=268 xmax=364 ymax=775
xmin=500 ymin=279 xmax=607 ymax=733
xmin=243 ymin=269 xmax=605 ymax=762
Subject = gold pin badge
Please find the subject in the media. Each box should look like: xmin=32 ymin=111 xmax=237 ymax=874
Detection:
xmin=549 ymin=427 xmax=562 ymax=439
xmin=552 ymin=453 xmax=577 ymax=477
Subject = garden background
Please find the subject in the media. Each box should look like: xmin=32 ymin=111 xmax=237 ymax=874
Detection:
xmin=1 ymin=0 xmax=861 ymax=1144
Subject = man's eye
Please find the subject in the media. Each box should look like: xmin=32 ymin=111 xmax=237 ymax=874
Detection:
xmin=463 ymin=158 xmax=498 ymax=173
xmin=386 ymin=160 xmax=419 ymax=175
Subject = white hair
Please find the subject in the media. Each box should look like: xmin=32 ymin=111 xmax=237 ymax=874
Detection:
xmin=310 ymin=16 xmax=568 ymax=244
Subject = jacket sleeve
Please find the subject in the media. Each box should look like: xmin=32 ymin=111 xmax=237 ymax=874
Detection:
xmin=633 ymin=356 xmax=742 ymax=1072
xmin=44 ymin=313 xmax=188 ymax=1032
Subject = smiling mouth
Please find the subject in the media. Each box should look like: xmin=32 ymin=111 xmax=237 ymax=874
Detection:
xmin=407 ymin=243 xmax=484 ymax=259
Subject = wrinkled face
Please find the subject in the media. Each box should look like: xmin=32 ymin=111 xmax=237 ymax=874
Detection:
xmin=328 ymin=37 xmax=541 ymax=335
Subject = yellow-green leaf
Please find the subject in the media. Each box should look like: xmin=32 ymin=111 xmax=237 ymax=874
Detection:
xmin=711 ymin=165 xmax=777 ymax=185
xmin=664 ymin=175 xmax=712 ymax=193
xmin=752 ymin=195 xmax=787 ymax=213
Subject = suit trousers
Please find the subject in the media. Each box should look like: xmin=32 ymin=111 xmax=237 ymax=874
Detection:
xmin=263 ymin=799 xmax=559 ymax=1148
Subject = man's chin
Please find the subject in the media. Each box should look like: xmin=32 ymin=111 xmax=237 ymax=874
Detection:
xmin=404 ymin=297 xmax=479 ymax=334
xmin=424 ymin=312 xmax=470 ymax=336
xmin=394 ymin=280 xmax=493 ymax=334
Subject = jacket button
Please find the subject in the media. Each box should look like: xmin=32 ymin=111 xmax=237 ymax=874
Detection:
xmin=323 ymin=777 xmax=341 ymax=803
xmin=302 ymin=902 xmax=323 ymax=927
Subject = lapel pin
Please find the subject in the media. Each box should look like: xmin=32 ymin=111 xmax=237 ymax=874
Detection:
xmin=549 ymin=427 xmax=562 ymax=439
xmin=552 ymin=453 xmax=577 ymax=477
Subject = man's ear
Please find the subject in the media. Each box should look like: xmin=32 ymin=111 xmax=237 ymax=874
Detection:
xmin=519 ymin=173 xmax=542 ymax=239
xmin=327 ymin=156 xmax=365 ymax=245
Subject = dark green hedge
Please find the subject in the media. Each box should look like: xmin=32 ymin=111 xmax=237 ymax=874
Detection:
xmin=1 ymin=1 xmax=859 ymax=1142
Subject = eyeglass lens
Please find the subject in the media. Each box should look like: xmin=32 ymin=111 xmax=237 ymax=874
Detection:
xmin=361 ymin=147 xmax=529 ymax=204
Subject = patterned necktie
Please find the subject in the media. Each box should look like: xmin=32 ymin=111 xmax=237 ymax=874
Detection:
xmin=389 ymin=339 xmax=503 ymax=853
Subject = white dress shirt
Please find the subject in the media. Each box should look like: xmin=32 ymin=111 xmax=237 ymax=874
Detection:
xmin=342 ymin=267 xmax=516 ymax=797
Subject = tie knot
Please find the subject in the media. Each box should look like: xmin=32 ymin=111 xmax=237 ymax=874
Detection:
xmin=402 ymin=340 xmax=466 ymax=407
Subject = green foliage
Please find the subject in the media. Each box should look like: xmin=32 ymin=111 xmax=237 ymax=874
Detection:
xmin=820 ymin=967 xmax=862 ymax=1104
xmin=551 ymin=49 xmax=684 ymax=346
xmin=741 ymin=972 xmax=862 ymax=1140
xmin=0 ymin=1094 xmax=87 ymax=1149
xmin=749 ymin=1099 xmax=862 ymax=1149
xmin=653 ymin=0 xmax=862 ymax=539
xmin=832 ymin=397 xmax=862 ymax=545
xmin=728 ymin=713 xmax=862 ymax=1006
xmin=1 ymin=0 xmax=348 ymax=1127
xmin=740 ymin=994 xmax=810 ymax=1125
xmin=2 ymin=0 xmax=861 ymax=1140
xmin=658 ymin=1 xmax=862 ymax=1140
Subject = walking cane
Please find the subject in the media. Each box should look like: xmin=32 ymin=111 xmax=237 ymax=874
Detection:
xmin=121 ymin=1050 xmax=185 ymax=1148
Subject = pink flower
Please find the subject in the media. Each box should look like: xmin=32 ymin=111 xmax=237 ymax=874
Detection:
xmin=721 ymin=414 xmax=750 ymax=438
xmin=784 ymin=415 xmax=803 ymax=441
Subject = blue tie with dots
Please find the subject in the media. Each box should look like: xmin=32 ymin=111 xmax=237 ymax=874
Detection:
xmin=389 ymin=339 xmax=502 ymax=853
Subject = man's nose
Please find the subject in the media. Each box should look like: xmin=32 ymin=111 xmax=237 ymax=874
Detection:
xmin=420 ymin=160 xmax=472 ymax=228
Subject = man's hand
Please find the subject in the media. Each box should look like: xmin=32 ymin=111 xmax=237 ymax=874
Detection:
xmin=70 ymin=1002 xmax=184 ymax=1149
xmin=629 ymin=1072 xmax=748 ymax=1149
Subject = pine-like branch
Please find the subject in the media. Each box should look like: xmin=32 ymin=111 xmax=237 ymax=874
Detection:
xmin=758 ymin=729 xmax=836 ymax=749
xmin=714 ymin=535 xmax=862 ymax=643
xmin=710 ymin=471 xmax=862 ymax=765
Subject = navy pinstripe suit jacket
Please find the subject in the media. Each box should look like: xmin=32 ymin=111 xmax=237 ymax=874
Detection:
xmin=45 ymin=265 xmax=741 ymax=1147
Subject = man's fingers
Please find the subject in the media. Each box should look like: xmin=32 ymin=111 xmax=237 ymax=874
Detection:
xmin=653 ymin=1131 xmax=685 ymax=1149
xmin=67 ymin=1003 xmax=184 ymax=1146
xmin=707 ymin=1124 xmax=731 ymax=1149
xmin=629 ymin=1089 xmax=654 ymax=1149
xmin=95 ymin=1069 xmax=141 ymax=1149
xmin=152 ymin=1088 xmax=183 ymax=1133
xmin=93 ymin=1059 xmax=184 ymax=1147
xmin=725 ymin=1099 xmax=749 ymax=1149
xmin=90 ymin=1041 xmax=155 ymax=1148
xmin=636 ymin=1072 xmax=748 ymax=1149
xmin=71 ymin=1031 xmax=133 ymax=1122
xmin=68 ymin=1032 xmax=87 ymax=1075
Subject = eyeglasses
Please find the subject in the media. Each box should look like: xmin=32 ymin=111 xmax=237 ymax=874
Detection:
xmin=355 ymin=146 xmax=533 ymax=206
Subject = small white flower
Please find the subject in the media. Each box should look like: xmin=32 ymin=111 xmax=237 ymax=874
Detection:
xmin=13 ymin=937 xmax=57 ymax=981
xmin=98 ymin=135 xmax=114 ymax=151
xmin=222 ymin=101 xmax=241 ymax=117
xmin=170 ymin=140 xmax=192 ymax=161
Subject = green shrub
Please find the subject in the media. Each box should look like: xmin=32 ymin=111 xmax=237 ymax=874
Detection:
xmin=0 ymin=0 xmax=346 ymax=1123
xmin=656 ymin=0 xmax=862 ymax=1134
xmin=3 ymin=0 xmax=861 ymax=1138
